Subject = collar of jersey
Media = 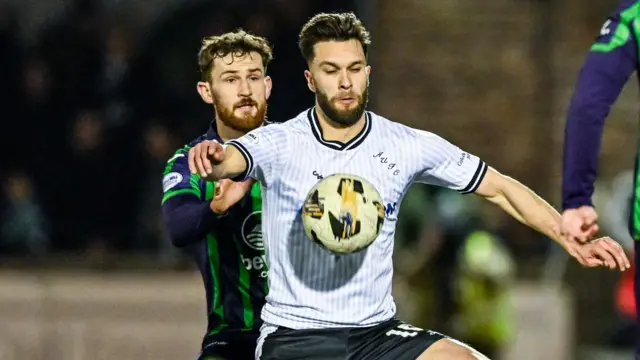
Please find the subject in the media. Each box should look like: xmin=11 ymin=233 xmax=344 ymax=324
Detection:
xmin=307 ymin=107 xmax=372 ymax=151
xmin=206 ymin=121 xmax=223 ymax=142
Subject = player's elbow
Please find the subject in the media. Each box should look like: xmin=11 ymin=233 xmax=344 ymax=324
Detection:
xmin=161 ymin=199 xmax=206 ymax=248
xmin=166 ymin=224 xmax=192 ymax=248
xmin=473 ymin=167 xmax=510 ymax=201
xmin=162 ymin=213 xmax=193 ymax=248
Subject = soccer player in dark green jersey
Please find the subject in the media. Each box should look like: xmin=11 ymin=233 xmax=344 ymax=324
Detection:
xmin=560 ymin=1 xmax=639 ymax=354
xmin=161 ymin=30 xmax=273 ymax=360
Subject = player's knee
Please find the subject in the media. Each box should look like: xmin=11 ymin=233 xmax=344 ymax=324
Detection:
xmin=417 ymin=338 xmax=491 ymax=360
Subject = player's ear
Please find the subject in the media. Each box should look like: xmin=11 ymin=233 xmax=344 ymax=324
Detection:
xmin=304 ymin=70 xmax=315 ymax=93
xmin=197 ymin=81 xmax=214 ymax=104
xmin=264 ymin=76 xmax=273 ymax=100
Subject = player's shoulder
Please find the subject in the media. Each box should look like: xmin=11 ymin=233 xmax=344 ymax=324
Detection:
xmin=270 ymin=109 xmax=312 ymax=132
xmin=163 ymin=149 xmax=190 ymax=178
xmin=186 ymin=133 xmax=209 ymax=148
xmin=253 ymin=109 xmax=312 ymax=137
xmin=164 ymin=133 xmax=208 ymax=175
xmin=369 ymin=111 xmax=436 ymax=141
xmin=162 ymin=145 xmax=196 ymax=195
xmin=610 ymin=0 xmax=640 ymax=18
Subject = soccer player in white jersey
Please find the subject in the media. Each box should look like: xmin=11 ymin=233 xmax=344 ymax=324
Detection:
xmin=187 ymin=12 xmax=630 ymax=360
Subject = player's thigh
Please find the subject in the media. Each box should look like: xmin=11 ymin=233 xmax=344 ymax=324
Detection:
xmin=416 ymin=338 xmax=491 ymax=360
xmin=258 ymin=325 xmax=346 ymax=360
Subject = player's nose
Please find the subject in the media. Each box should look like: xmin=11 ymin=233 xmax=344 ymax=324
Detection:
xmin=339 ymin=73 xmax=353 ymax=90
xmin=238 ymin=79 xmax=252 ymax=96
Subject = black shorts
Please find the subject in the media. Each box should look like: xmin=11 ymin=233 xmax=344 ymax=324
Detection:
xmin=258 ymin=318 xmax=446 ymax=360
xmin=197 ymin=331 xmax=259 ymax=360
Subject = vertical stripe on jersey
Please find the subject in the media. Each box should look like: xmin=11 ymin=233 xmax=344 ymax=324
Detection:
xmin=251 ymin=183 xmax=262 ymax=212
xmin=206 ymin=233 xmax=226 ymax=334
xmin=252 ymin=184 xmax=269 ymax=296
xmin=205 ymin=181 xmax=226 ymax=334
xmin=237 ymin=182 xmax=255 ymax=330
xmin=205 ymin=180 xmax=214 ymax=202
xmin=236 ymin=241 xmax=254 ymax=330
xmin=633 ymin=153 xmax=640 ymax=240
xmin=251 ymin=183 xmax=267 ymax=329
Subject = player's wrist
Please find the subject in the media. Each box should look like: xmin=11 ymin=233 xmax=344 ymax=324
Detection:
xmin=562 ymin=198 xmax=593 ymax=212
xmin=562 ymin=205 xmax=595 ymax=215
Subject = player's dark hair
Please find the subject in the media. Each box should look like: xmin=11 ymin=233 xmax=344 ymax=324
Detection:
xmin=298 ymin=12 xmax=371 ymax=63
xmin=198 ymin=29 xmax=273 ymax=82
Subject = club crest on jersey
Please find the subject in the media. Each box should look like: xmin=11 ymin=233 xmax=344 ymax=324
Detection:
xmin=241 ymin=211 xmax=264 ymax=251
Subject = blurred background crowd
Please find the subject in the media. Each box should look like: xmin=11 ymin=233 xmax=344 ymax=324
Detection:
xmin=0 ymin=0 xmax=637 ymax=359
xmin=0 ymin=0 xmax=353 ymax=256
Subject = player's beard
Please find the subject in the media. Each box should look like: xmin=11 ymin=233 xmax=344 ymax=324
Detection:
xmin=213 ymin=96 xmax=267 ymax=133
xmin=316 ymin=86 xmax=368 ymax=126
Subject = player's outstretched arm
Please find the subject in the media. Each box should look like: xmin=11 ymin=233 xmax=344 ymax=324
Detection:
xmin=562 ymin=2 xmax=639 ymax=244
xmin=188 ymin=140 xmax=247 ymax=182
xmin=474 ymin=167 xmax=630 ymax=270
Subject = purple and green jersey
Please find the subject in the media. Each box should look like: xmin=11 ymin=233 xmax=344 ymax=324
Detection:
xmin=562 ymin=1 xmax=639 ymax=354
xmin=563 ymin=0 xmax=640 ymax=234
xmin=161 ymin=123 xmax=267 ymax=350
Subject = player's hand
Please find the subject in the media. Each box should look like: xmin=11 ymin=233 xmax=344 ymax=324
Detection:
xmin=188 ymin=140 xmax=226 ymax=179
xmin=210 ymin=179 xmax=256 ymax=215
xmin=560 ymin=206 xmax=599 ymax=247
xmin=571 ymin=236 xmax=630 ymax=271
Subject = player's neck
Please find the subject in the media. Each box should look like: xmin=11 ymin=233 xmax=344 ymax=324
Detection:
xmin=314 ymin=106 xmax=366 ymax=143
xmin=215 ymin=118 xmax=246 ymax=142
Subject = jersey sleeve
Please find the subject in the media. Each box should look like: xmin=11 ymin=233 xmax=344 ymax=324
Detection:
xmin=225 ymin=123 xmax=288 ymax=185
xmin=562 ymin=0 xmax=639 ymax=210
xmin=161 ymin=148 xmax=203 ymax=204
xmin=411 ymin=129 xmax=487 ymax=194
xmin=161 ymin=147 xmax=222 ymax=247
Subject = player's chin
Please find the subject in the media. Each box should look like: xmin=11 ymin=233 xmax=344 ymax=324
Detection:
xmin=234 ymin=117 xmax=263 ymax=132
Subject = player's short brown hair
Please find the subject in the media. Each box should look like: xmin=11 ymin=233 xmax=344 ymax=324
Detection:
xmin=298 ymin=12 xmax=371 ymax=63
xmin=198 ymin=29 xmax=273 ymax=82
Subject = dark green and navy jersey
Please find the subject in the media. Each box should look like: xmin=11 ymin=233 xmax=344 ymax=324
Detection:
xmin=161 ymin=122 xmax=267 ymax=344
xmin=561 ymin=0 xmax=640 ymax=239
xmin=560 ymin=3 xmax=640 ymax=357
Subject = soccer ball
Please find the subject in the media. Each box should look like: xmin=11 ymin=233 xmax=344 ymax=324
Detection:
xmin=301 ymin=173 xmax=385 ymax=254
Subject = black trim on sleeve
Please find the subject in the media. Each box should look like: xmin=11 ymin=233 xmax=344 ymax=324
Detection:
xmin=226 ymin=140 xmax=254 ymax=181
xmin=460 ymin=161 xmax=488 ymax=194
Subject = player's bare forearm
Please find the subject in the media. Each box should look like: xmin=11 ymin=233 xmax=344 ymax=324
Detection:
xmin=475 ymin=167 xmax=564 ymax=246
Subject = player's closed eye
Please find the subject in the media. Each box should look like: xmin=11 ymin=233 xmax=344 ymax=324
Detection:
xmin=224 ymin=77 xmax=238 ymax=84
xmin=349 ymin=67 xmax=362 ymax=73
